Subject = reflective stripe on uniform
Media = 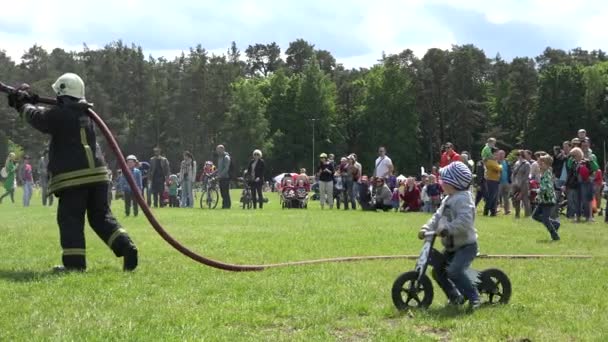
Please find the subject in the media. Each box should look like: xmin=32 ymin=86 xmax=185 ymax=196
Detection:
xmin=50 ymin=167 xmax=108 ymax=184
xmin=107 ymin=228 xmax=127 ymax=247
xmin=49 ymin=173 xmax=109 ymax=195
xmin=62 ymin=248 xmax=86 ymax=256
xmin=80 ymin=128 xmax=95 ymax=169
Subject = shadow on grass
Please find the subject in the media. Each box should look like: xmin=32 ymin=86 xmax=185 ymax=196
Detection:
xmin=0 ymin=269 xmax=61 ymax=283
xmin=389 ymin=302 xmax=507 ymax=321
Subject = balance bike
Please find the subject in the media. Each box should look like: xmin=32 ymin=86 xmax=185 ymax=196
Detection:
xmin=392 ymin=231 xmax=512 ymax=310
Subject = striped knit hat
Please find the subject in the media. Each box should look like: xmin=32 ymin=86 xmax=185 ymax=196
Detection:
xmin=439 ymin=161 xmax=472 ymax=190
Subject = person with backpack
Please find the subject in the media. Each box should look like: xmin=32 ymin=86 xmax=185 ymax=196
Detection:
xmin=216 ymin=144 xmax=231 ymax=209
xmin=567 ymin=147 xmax=599 ymax=223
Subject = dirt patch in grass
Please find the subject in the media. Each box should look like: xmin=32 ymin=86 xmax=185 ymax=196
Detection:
xmin=414 ymin=326 xmax=451 ymax=341
xmin=331 ymin=327 xmax=372 ymax=342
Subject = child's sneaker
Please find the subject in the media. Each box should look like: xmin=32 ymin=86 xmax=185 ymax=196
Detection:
xmin=469 ymin=299 xmax=481 ymax=311
xmin=447 ymin=295 xmax=465 ymax=307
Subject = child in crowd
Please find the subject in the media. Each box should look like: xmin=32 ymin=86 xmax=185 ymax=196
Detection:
xmin=118 ymin=155 xmax=143 ymax=217
xmin=481 ymin=137 xmax=497 ymax=161
xmin=295 ymin=178 xmax=308 ymax=200
xmin=421 ymin=175 xmax=432 ymax=213
xmin=391 ymin=186 xmax=401 ymax=212
xmin=532 ymin=155 xmax=560 ymax=241
xmin=426 ymin=174 xmax=443 ymax=211
xmin=418 ymin=161 xmax=480 ymax=309
xmin=387 ymin=173 xmax=397 ymax=192
xmin=168 ymin=174 xmax=179 ymax=207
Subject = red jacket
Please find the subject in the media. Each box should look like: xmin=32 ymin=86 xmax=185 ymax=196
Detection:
xmin=400 ymin=186 xmax=422 ymax=211
xmin=440 ymin=151 xmax=461 ymax=168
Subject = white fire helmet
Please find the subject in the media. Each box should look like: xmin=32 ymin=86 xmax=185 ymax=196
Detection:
xmin=52 ymin=73 xmax=85 ymax=99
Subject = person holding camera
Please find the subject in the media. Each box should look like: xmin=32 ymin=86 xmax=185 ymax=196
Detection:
xmin=440 ymin=142 xmax=461 ymax=168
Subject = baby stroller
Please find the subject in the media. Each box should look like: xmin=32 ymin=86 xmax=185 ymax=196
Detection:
xmin=280 ymin=177 xmax=308 ymax=209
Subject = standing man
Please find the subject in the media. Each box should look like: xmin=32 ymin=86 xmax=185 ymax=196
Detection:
xmin=38 ymin=148 xmax=53 ymax=206
xmin=497 ymin=150 xmax=511 ymax=215
xmin=373 ymin=146 xmax=393 ymax=180
xmin=149 ymin=147 xmax=170 ymax=208
xmin=440 ymin=142 xmax=461 ymax=168
xmin=216 ymin=144 xmax=231 ymax=209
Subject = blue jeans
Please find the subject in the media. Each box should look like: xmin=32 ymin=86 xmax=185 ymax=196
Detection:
xmin=431 ymin=243 xmax=479 ymax=302
xmin=484 ymin=180 xmax=499 ymax=215
xmin=532 ymin=203 xmax=560 ymax=240
xmin=423 ymin=201 xmax=433 ymax=213
xmin=23 ymin=181 xmax=33 ymax=207
xmin=352 ymin=182 xmax=360 ymax=206
xmin=576 ymin=182 xmax=592 ymax=220
xmin=180 ymin=179 xmax=194 ymax=208
xmin=566 ymin=188 xmax=577 ymax=218
xmin=343 ymin=179 xmax=356 ymax=209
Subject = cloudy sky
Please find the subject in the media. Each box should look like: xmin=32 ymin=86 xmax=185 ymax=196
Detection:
xmin=1 ymin=0 xmax=606 ymax=68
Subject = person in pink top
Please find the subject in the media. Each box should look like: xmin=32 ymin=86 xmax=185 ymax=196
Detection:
xmin=22 ymin=155 xmax=34 ymax=207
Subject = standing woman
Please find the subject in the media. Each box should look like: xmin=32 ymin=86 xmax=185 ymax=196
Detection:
xmin=344 ymin=155 xmax=359 ymax=210
xmin=317 ymin=153 xmax=335 ymax=209
xmin=0 ymin=153 xmax=18 ymax=204
xmin=179 ymin=151 xmax=196 ymax=208
xmin=247 ymin=149 xmax=265 ymax=209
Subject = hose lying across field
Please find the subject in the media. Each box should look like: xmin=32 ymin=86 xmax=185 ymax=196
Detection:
xmin=0 ymin=83 xmax=593 ymax=272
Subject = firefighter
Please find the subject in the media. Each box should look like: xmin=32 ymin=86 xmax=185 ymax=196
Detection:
xmin=6 ymin=73 xmax=138 ymax=272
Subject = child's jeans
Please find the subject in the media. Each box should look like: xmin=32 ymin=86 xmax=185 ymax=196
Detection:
xmin=124 ymin=192 xmax=138 ymax=216
xmin=392 ymin=200 xmax=400 ymax=211
xmin=423 ymin=201 xmax=433 ymax=213
xmin=532 ymin=203 xmax=560 ymax=240
xmin=431 ymin=242 xmax=480 ymax=303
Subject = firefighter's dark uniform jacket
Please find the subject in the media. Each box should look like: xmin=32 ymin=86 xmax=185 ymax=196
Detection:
xmin=21 ymin=97 xmax=109 ymax=194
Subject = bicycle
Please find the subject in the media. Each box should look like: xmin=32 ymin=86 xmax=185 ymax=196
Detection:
xmin=239 ymin=176 xmax=253 ymax=209
xmin=199 ymin=175 xmax=219 ymax=209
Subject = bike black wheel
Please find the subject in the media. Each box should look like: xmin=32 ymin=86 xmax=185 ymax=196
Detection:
xmin=478 ymin=268 xmax=512 ymax=305
xmin=391 ymin=271 xmax=434 ymax=310
xmin=199 ymin=190 xmax=207 ymax=209
xmin=208 ymin=189 xmax=219 ymax=209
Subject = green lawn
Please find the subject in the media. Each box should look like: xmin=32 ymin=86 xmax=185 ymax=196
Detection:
xmin=1 ymin=188 xmax=607 ymax=341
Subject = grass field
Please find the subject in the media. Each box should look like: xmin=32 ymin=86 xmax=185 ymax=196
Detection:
xmin=1 ymin=188 xmax=608 ymax=341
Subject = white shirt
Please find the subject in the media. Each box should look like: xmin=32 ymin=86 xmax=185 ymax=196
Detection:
xmin=374 ymin=156 xmax=393 ymax=178
xmin=529 ymin=161 xmax=541 ymax=181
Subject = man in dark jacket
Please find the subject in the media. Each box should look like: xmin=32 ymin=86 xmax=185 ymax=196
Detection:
xmin=216 ymin=144 xmax=231 ymax=209
xmin=149 ymin=147 xmax=170 ymax=208
xmin=7 ymin=74 xmax=137 ymax=272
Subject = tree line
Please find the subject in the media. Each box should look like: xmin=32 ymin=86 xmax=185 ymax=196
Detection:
xmin=1 ymin=40 xmax=607 ymax=178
